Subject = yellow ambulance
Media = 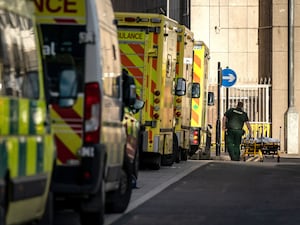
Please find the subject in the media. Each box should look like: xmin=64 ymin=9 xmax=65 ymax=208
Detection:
xmin=190 ymin=41 xmax=212 ymax=158
xmin=0 ymin=0 xmax=55 ymax=224
xmin=174 ymin=25 xmax=194 ymax=161
xmin=115 ymin=12 xmax=185 ymax=169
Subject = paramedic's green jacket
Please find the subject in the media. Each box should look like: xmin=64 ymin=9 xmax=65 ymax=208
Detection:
xmin=223 ymin=107 xmax=250 ymax=161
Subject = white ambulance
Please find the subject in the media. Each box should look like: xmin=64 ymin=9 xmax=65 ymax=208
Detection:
xmin=34 ymin=0 xmax=141 ymax=224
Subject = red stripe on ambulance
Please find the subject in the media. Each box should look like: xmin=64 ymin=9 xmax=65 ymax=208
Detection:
xmin=55 ymin=136 xmax=77 ymax=163
xmin=52 ymin=104 xmax=83 ymax=136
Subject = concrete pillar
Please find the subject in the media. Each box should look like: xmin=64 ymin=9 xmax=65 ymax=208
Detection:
xmin=285 ymin=108 xmax=299 ymax=154
xmin=286 ymin=0 xmax=299 ymax=154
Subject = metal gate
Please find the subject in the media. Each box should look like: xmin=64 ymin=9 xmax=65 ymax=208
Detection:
xmin=221 ymin=83 xmax=272 ymax=138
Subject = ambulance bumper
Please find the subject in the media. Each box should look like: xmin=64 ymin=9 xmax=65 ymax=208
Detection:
xmin=52 ymin=143 xmax=105 ymax=196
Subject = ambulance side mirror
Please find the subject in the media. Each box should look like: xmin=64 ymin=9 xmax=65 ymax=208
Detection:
xmin=191 ymin=83 xmax=200 ymax=98
xmin=128 ymin=84 xmax=137 ymax=105
xmin=175 ymin=78 xmax=186 ymax=96
xmin=58 ymin=69 xmax=78 ymax=107
xmin=130 ymin=99 xmax=145 ymax=114
xmin=208 ymin=92 xmax=215 ymax=106
xmin=127 ymin=84 xmax=145 ymax=114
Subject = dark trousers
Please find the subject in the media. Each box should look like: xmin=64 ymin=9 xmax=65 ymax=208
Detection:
xmin=226 ymin=129 xmax=243 ymax=161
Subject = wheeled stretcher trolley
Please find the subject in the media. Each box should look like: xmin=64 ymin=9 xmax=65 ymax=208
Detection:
xmin=241 ymin=137 xmax=280 ymax=162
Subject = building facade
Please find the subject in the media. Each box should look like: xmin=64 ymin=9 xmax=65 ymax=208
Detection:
xmin=111 ymin=0 xmax=191 ymax=27
xmin=191 ymin=0 xmax=300 ymax=153
xmin=111 ymin=0 xmax=300 ymax=153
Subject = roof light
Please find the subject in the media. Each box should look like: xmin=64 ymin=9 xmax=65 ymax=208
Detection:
xmin=153 ymin=113 xmax=159 ymax=119
xmin=154 ymin=90 xmax=160 ymax=96
xmin=151 ymin=18 xmax=161 ymax=23
xmin=176 ymin=112 xmax=181 ymax=117
xmin=154 ymin=106 xmax=160 ymax=111
xmin=176 ymin=98 xmax=182 ymax=103
xmin=154 ymin=98 xmax=160 ymax=104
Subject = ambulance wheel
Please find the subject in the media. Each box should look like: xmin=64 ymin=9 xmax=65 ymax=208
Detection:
xmin=0 ymin=206 xmax=5 ymax=225
xmin=105 ymin=169 xmax=132 ymax=213
xmin=181 ymin=148 xmax=188 ymax=161
xmin=37 ymin=192 xmax=53 ymax=225
xmin=173 ymin=133 xmax=180 ymax=163
xmin=151 ymin=154 xmax=161 ymax=170
xmin=189 ymin=146 xmax=198 ymax=157
xmin=80 ymin=182 xmax=105 ymax=225
xmin=80 ymin=207 xmax=104 ymax=225
xmin=132 ymin=145 xmax=139 ymax=180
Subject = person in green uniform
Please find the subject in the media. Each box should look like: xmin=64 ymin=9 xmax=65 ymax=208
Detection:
xmin=222 ymin=101 xmax=252 ymax=161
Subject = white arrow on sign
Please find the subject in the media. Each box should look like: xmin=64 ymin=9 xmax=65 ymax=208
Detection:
xmin=223 ymin=73 xmax=236 ymax=82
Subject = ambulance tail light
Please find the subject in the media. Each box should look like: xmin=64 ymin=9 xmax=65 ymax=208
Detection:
xmin=153 ymin=90 xmax=160 ymax=118
xmin=84 ymin=82 xmax=101 ymax=144
xmin=83 ymin=171 xmax=91 ymax=180
xmin=192 ymin=130 xmax=199 ymax=145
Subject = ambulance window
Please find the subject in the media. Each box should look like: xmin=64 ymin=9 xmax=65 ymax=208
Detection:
xmin=0 ymin=10 xmax=39 ymax=99
xmin=100 ymin=27 xmax=120 ymax=98
xmin=40 ymin=24 xmax=85 ymax=100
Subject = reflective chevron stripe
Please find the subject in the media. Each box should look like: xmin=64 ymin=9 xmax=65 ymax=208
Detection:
xmin=191 ymin=47 xmax=204 ymax=127
xmin=50 ymin=97 xmax=84 ymax=164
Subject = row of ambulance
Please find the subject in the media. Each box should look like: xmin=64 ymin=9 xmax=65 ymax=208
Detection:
xmin=0 ymin=0 xmax=212 ymax=225
xmin=115 ymin=12 xmax=213 ymax=169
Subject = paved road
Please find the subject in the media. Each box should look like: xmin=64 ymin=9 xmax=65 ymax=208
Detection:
xmin=53 ymin=160 xmax=208 ymax=225
xmin=52 ymin=157 xmax=300 ymax=225
xmin=110 ymin=161 xmax=300 ymax=225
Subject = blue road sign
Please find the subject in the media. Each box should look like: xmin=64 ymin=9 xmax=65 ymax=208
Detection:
xmin=222 ymin=68 xmax=237 ymax=87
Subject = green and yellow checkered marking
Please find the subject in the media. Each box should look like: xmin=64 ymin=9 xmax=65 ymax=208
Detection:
xmin=0 ymin=97 xmax=53 ymax=179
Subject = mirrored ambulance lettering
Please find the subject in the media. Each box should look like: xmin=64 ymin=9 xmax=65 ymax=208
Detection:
xmin=118 ymin=31 xmax=144 ymax=40
xmin=34 ymin=0 xmax=77 ymax=13
xmin=43 ymin=42 xmax=56 ymax=56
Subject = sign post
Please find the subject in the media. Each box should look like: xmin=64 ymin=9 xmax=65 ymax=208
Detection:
xmin=221 ymin=67 xmax=237 ymax=153
xmin=216 ymin=66 xmax=237 ymax=156
xmin=216 ymin=62 xmax=222 ymax=156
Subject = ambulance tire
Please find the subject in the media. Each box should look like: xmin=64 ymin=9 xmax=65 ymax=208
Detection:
xmin=37 ymin=192 xmax=53 ymax=225
xmin=132 ymin=145 xmax=139 ymax=180
xmin=105 ymin=169 xmax=132 ymax=213
xmin=173 ymin=133 xmax=180 ymax=163
xmin=151 ymin=154 xmax=161 ymax=170
xmin=189 ymin=145 xmax=198 ymax=156
xmin=80 ymin=181 xmax=105 ymax=225
xmin=0 ymin=206 xmax=5 ymax=225
xmin=181 ymin=148 xmax=188 ymax=161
